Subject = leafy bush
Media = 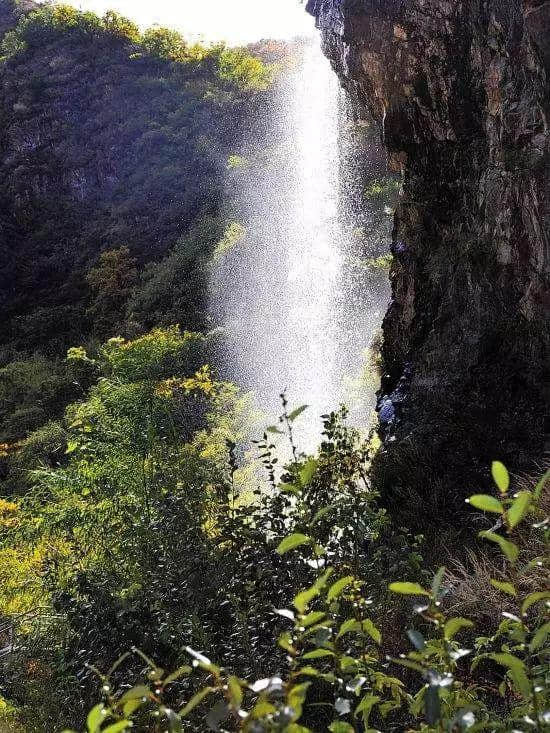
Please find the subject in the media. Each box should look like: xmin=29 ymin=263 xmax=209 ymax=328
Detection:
xmin=56 ymin=451 xmax=549 ymax=731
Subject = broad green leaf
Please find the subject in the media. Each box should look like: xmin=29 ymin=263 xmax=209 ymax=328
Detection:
xmin=530 ymin=621 xmax=550 ymax=651
xmin=299 ymin=458 xmax=317 ymax=485
xmin=86 ymin=704 xmax=107 ymax=733
xmin=180 ymin=687 xmax=216 ymax=717
xmin=277 ymin=533 xmax=311 ymax=555
xmin=293 ymin=586 xmax=319 ymax=614
xmin=479 ymin=531 xmax=518 ymax=564
xmin=122 ymin=699 xmax=143 ymax=717
xmin=119 ymin=685 xmax=151 ymax=703
xmin=302 ymin=649 xmax=335 ymax=659
xmin=227 ymin=676 xmax=243 ymax=708
xmin=490 ymin=579 xmax=516 ymax=597
xmin=329 ymin=723 xmax=354 ymax=733
xmin=507 ymin=491 xmax=532 ymax=529
xmin=492 ymin=461 xmax=510 ymax=493
xmin=336 ymin=618 xmax=361 ymax=640
xmin=487 ymin=653 xmax=530 ymax=699
xmin=288 ymin=405 xmax=308 ymax=422
xmin=444 ymin=618 xmax=474 ymax=640
xmin=355 ymin=694 xmax=380 ymax=725
xmin=467 ymin=495 xmax=503 ymax=514
xmin=327 ymin=576 xmax=354 ymax=603
xmin=301 ymin=611 xmax=326 ymax=627
xmin=521 ymin=591 xmax=550 ymax=616
xmin=362 ymin=618 xmax=381 ymax=644
xmin=102 ymin=723 xmax=132 ymax=733
xmin=389 ymin=582 xmax=429 ymax=596
xmin=312 ymin=504 xmax=338 ymax=525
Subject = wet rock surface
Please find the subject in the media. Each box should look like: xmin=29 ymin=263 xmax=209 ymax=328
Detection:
xmin=308 ymin=0 xmax=550 ymax=527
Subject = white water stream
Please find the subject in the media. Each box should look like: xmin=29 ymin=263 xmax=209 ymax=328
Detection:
xmin=210 ymin=33 xmax=388 ymax=452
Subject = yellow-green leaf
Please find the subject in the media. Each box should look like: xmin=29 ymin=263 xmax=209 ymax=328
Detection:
xmin=444 ymin=617 xmax=474 ymax=640
xmin=521 ymin=591 xmax=550 ymax=616
xmin=492 ymin=461 xmax=510 ymax=494
xmin=388 ymin=582 xmax=429 ymax=596
xmin=490 ymin=580 xmax=517 ymax=597
xmin=327 ymin=576 xmax=354 ymax=603
xmin=479 ymin=531 xmax=518 ymax=564
xmin=180 ymin=686 xmax=215 ymax=717
xmin=507 ymin=491 xmax=532 ymax=529
xmin=277 ymin=533 xmax=312 ymax=555
xmin=467 ymin=495 xmax=504 ymax=514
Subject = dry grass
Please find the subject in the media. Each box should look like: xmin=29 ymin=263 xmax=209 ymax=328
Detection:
xmin=444 ymin=468 xmax=549 ymax=627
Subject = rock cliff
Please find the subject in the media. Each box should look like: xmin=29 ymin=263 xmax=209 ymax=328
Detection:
xmin=308 ymin=0 xmax=550 ymax=526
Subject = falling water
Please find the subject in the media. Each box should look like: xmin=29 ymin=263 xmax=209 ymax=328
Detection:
xmin=210 ymin=32 xmax=390 ymax=452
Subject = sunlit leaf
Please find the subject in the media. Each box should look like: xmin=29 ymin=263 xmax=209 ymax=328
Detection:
xmin=327 ymin=576 xmax=354 ymax=603
xmin=490 ymin=579 xmax=516 ymax=597
xmin=388 ymin=582 xmax=429 ymax=596
xmin=492 ymin=461 xmax=510 ymax=493
xmin=521 ymin=591 xmax=550 ymax=616
xmin=467 ymin=495 xmax=504 ymax=514
xmin=180 ymin=687 xmax=216 ymax=717
xmin=444 ymin=618 xmax=474 ymax=640
xmin=507 ymin=491 xmax=532 ymax=529
xmin=277 ymin=533 xmax=312 ymax=555
xmin=288 ymin=405 xmax=308 ymax=422
xmin=479 ymin=531 xmax=518 ymax=564
xmin=86 ymin=704 xmax=107 ymax=733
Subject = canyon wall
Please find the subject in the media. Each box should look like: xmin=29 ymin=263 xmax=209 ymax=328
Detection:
xmin=307 ymin=0 xmax=550 ymax=527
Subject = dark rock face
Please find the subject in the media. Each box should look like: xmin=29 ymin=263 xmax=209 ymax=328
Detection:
xmin=308 ymin=0 xmax=550 ymax=526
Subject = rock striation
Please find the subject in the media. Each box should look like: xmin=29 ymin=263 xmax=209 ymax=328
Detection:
xmin=307 ymin=0 xmax=550 ymax=526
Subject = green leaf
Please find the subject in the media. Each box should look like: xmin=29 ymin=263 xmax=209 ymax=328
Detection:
xmin=490 ymin=579 xmax=517 ymax=597
xmin=444 ymin=618 xmax=474 ymax=640
xmin=329 ymin=723 xmax=354 ymax=733
xmin=534 ymin=469 xmax=550 ymax=500
xmin=312 ymin=504 xmax=338 ymax=525
xmin=431 ymin=566 xmax=446 ymax=598
xmin=507 ymin=491 xmax=532 ymax=529
xmin=479 ymin=531 xmax=518 ymax=564
xmin=301 ymin=611 xmax=326 ymax=628
xmin=336 ymin=618 xmax=361 ymax=640
xmin=530 ymin=621 xmax=550 ymax=651
xmin=362 ymin=618 xmax=381 ymax=644
xmin=277 ymin=533 xmax=312 ymax=555
xmin=492 ymin=461 xmax=510 ymax=494
xmin=487 ymin=653 xmax=530 ymax=699
xmin=86 ymin=704 xmax=107 ymax=733
xmin=467 ymin=494 xmax=504 ymax=514
xmin=163 ymin=665 xmax=193 ymax=685
xmin=102 ymin=723 xmax=132 ymax=733
xmin=122 ymin=699 xmax=143 ymax=717
xmin=388 ymin=582 xmax=429 ymax=596
xmin=294 ymin=586 xmax=319 ymax=614
xmin=288 ymin=405 xmax=308 ymax=422
xmin=266 ymin=425 xmax=284 ymax=434
xmin=119 ymin=685 xmax=151 ymax=703
xmin=227 ymin=676 xmax=243 ymax=708
xmin=327 ymin=576 xmax=354 ymax=603
xmin=355 ymin=694 xmax=380 ymax=725
xmin=180 ymin=687 xmax=216 ymax=717
xmin=302 ymin=649 xmax=335 ymax=659
xmin=299 ymin=458 xmax=317 ymax=485
xmin=521 ymin=591 xmax=550 ymax=616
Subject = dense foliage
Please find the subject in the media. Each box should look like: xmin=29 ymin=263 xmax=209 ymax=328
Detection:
xmin=0 ymin=3 xmax=547 ymax=732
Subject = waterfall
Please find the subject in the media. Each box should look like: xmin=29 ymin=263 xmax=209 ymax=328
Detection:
xmin=210 ymin=33 xmax=390 ymax=453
